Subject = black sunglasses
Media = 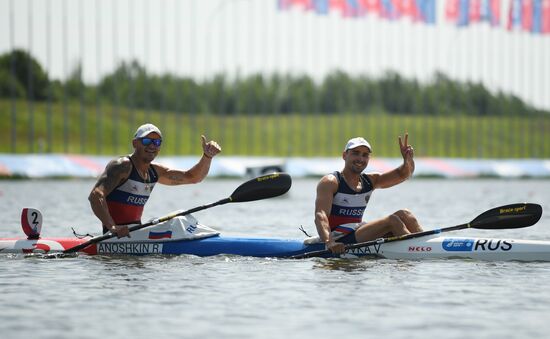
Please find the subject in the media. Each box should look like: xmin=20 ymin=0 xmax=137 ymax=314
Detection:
xmin=140 ymin=138 xmax=162 ymax=147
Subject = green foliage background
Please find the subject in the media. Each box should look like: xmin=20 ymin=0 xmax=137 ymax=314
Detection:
xmin=1 ymin=50 xmax=548 ymax=157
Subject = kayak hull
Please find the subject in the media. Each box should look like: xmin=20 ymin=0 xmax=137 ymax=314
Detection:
xmin=0 ymin=236 xmax=325 ymax=257
xmin=356 ymin=236 xmax=550 ymax=262
xmin=2 ymin=234 xmax=550 ymax=261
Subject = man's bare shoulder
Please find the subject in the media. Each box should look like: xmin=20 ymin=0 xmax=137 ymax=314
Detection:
xmin=365 ymin=172 xmax=382 ymax=188
xmin=98 ymin=157 xmax=132 ymax=185
xmin=150 ymin=162 xmax=169 ymax=172
xmin=149 ymin=162 xmax=176 ymax=179
xmin=317 ymin=173 xmax=339 ymax=191
xmin=91 ymin=157 xmax=132 ymax=193
xmin=105 ymin=157 xmax=132 ymax=173
xmin=319 ymin=173 xmax=338 ymax=184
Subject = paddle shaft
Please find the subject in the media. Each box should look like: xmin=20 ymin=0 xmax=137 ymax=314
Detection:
xmin=292 ymin=223 xmax=470 ymax=259
xmin=63 ymin=172 xmax=293 ymax=254
xmin=346 ymin=223 xmax=467 ymax=250
xmin=291 ymin=203 xmax=543 ymax=259
xmin=63 ymin=198 xmax=230 ymax=254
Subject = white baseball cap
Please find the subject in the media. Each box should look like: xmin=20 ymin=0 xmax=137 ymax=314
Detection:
xmin=134 ymin=123 xmax=162 ymax=139
xmin=344 ymin=137 xmax=372 ymax=152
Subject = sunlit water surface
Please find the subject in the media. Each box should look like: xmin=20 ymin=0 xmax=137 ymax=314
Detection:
xmin=1 ymin=178 xmax=549 ymax=339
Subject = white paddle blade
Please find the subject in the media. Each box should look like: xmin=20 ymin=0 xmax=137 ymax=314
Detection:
xmin=21 ymin=208 xmax=43 ymax=239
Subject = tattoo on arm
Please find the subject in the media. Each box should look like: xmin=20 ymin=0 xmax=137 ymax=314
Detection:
xmin=95 ymin=159 xmax=132 ymax=193
xmin=167 ymin=171 xmax=186 ymax=185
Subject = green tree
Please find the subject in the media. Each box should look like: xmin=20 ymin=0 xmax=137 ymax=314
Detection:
xmin=64 ymin=63 xmax=85 ymax=100
xmin=356 ymin=75 xmax=382 ymax=113
xmin=0 ymin=68 xmax=25 ymax=98
xmin=0 ymin=49 xmax=50 ymax=100
xmin=287 ymin=74 xmax=318 ymax=114
xmin=378 ymin=71 xmax=418 ymax=115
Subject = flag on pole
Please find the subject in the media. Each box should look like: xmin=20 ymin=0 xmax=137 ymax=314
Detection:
xmin=446 ymin=0 xmax=501 ymax=26
xmin=543 ymin=0 xmax=550 ymax=33
xmin=508 ymin=0 xmax=550 ymax=34
xmin=277 ymin=0 xmax=436 ymax=23
xmin=399 ymin=0 xmax=436 ymax=23
xmin=482 ymin=0 xmax=502 ymax=26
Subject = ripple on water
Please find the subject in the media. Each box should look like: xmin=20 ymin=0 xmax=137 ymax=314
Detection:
xmin=1 ymin=179 xmax=550 ymax=339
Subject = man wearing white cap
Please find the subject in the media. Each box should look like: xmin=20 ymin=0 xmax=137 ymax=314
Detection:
xmin=314 ymin=133 xmax=423 ymax=254
xmin=89 ymin=123 xmax=221 ymax=238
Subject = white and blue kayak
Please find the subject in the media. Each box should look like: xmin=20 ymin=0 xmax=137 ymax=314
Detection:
xmin=1 ymin=174 xmax=547 ymax=261
xmin=2 ymin=231 xmax=550 ymax=261
xmin=2 ymin=208 xmax=550 ymax=261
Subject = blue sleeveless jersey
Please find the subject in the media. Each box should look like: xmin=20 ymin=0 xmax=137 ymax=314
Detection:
xmin=328 ymin=171 xmax=373 ymax=231
xmin=106 ymin=157 xmax=159 ymax=225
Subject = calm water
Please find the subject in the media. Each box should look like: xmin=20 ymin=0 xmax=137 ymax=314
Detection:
xmin=1 ymin=178 xmax=550 ymax=339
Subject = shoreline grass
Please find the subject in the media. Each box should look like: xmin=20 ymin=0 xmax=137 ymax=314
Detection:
xmin=1 ymin=99 xmax=549 ymax=158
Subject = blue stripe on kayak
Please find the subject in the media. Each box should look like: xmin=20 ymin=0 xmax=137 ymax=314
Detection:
xmin=161 ymin=235 xmax=325 ymax=257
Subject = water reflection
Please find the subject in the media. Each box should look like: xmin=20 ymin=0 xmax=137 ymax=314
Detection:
xmin=312 ymin=257 xmax=419 ymax=272
xmin=312 ymin=257 xmax=376 ymax=272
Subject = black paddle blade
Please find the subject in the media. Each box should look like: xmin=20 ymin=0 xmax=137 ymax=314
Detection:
xmin=471 ymin=203 xmax=543 ymax=229
xmin=230 ymin=173 xmax=292 ymax=203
